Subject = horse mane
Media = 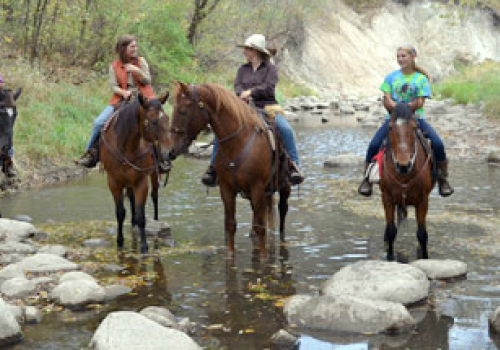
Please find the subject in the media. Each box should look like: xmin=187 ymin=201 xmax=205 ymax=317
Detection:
xmin=199 ymin=83 xmax=264 ymax=130
xmin=0 ymin=89 xmax=15 ymax=107
xmin=113 ymin=100 xmax=140 ymax=138
xmin=393 ymin=103 xmax=413 ymax=121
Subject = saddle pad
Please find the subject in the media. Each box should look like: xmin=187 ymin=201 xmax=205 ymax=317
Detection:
xmin=267 ymin=129 xmax=276 ymax=152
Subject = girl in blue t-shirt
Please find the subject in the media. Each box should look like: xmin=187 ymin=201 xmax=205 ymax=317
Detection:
xmin=358 ymin=45 xmax=453 ymax=197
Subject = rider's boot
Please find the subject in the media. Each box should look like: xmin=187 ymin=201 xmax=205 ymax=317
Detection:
xmin=290 ymin=161 xmax=304 ymax=186
xmin=76 ymin=138 xmax=100 ymax=168
xmin=437 ymin=160 xmax=454 ymax=197
xmin=358 ymin=162 xmax=373 ymax=197
xmin=4 ymin=157 xmax=17 ymax=178
xmin=201 ymin=164 xmax=217 ymax=187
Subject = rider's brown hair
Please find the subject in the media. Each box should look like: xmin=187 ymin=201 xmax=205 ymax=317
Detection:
xmin=398 ymin=46 xmax=430 ymax=80
xmin=115 ymin=34 xmax=137 ymax=64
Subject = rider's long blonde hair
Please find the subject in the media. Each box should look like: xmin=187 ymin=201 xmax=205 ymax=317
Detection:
xmin=398 ymin=45 xmax=430 ymax=81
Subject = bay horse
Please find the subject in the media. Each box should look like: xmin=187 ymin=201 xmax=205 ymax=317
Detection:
xmin=380 ymin=103 xmax=435 ymax=261
xmin=0 ymin=88 xmax=22 ymax=179
xmin=168 ymin=82 xmax=291 ymax=257
xmin=100 ymin=93 xmax=171 ymax=253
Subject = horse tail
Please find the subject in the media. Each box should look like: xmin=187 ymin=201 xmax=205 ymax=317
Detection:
xmin=397 ymin=205 xmax=408 ymax=228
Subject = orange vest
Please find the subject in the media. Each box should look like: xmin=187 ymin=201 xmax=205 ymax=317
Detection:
xmin=109 ymin=57 xmax=155 ymax=105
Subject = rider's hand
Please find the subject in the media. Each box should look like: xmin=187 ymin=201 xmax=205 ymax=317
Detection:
xmin=124 ymin=64 xmax=140 ymax=73
xmin=122 ymin=90 xmax=132 ymax=100
xmin=240 ymin=90 xmax=252 ymax=100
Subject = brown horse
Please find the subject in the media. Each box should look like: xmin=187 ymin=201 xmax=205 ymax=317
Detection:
xmin=168 ymin=82 xmax=291 ymax=256
xmin=100 ymin=93 xmax=171 ymax=253
xmin=380 ymin=103 xmax=435 ymax=261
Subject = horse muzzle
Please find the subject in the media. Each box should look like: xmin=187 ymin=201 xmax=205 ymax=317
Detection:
xmin=395 ymin=162 xmax=411 ymax=174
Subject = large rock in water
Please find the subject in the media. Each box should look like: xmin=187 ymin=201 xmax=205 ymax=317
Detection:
xmin=284 ymin=294 xmax=415 ymax=334
xmin=17 ymin=254 xmax=78 ymax=274
xmin=410 ymin=259 xmax=467 ymax=280
xmin=51 ymin=280 xmax=105 ymax=307
xmin=1 ymin=277 xmax=35 ymax=298
xmin=0 ymin=297 xmax=22 ymax=346
xmin=323 ymin=260 xmax=429 ymax=305
xmin=0 ymin=264 xmax=25 ymax=286
xmin=0 ymin=219 xmax=37 ymax=242
xmin=89 ymin=311 xmax=202 ymax=350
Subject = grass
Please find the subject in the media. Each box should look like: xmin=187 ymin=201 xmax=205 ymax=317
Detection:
xmin=434 ymin=60 xmax=500 ymax=118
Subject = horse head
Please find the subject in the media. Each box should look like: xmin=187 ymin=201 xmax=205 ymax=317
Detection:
xmin=137 ymin=92 xmax=171 ymax=163
xmin=168 ymin=82 xmax=212 ymax=160
xmin=0 ymin=88 xmax=21 ymax=158
xmin=389 ymin=102 xmax=418 ymax=175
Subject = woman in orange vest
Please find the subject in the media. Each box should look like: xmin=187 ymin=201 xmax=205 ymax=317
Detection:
xmin=77 ymin=34 xmax=155 ymax=167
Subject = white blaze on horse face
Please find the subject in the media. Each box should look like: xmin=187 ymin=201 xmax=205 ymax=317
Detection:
xmin=395 ymin=118 xmax=406 ymax=127
xmin=6 ymin=108 xmax=13 ymax=118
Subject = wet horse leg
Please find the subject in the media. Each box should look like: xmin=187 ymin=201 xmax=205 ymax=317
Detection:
xmin=251 ymin=186 xmax=268 ymax=257
xmin=416 ymin=197 xmax=429 ymax=259
xmin=134 ymin=178 xmax=149 ymax=253
xmin=279 ymin=184 xmax=291 ymax=242
xmin=220 ymin=184 xmax=237 ymax=257
xmin=109 ymin=180 xmax=126 ymax=249
xmin=382 ymin=192 xmax=397 ymax=261
xmin=126 ymin=187 xmax=136 ymax=227
xmin=150 ymin=174 xmax=159 ymax=221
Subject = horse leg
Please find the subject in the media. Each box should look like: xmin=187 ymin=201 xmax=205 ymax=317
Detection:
xmin=416 ymin=198 xmax=429 ymax=259
xmin=266 ymin=195 xmax=275 ymax=232
xmin=150 ymin=174 xmax=159 ymax=221
xmin=382 ymin=193 xmax=397 ymax=261
xmin=220 ymin=184 xmax=237 ymax=256
xmin=134 ymin=179 xmax=149 ymax=254
xmin=111 ymin=186 xmax=125 ymax=249
xmin=279 ymin=184 xmax=291 ymax=242
xmin=250 ymin=187 xmax=268 ymax=257
xmin=126 ymin=187 xmax=136 ymax=227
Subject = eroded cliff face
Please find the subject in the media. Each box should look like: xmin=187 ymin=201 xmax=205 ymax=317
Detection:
xmin=280 ymin=0 xmax=500 ymax=97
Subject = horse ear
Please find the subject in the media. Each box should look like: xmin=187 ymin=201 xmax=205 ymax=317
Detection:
xmin=13 ymin=88 xmax=22 ymax=101
xmin=159 ymin=92 xmax=169 ymax=105
xmin=178 ymin=82 xmax=191 ymax=97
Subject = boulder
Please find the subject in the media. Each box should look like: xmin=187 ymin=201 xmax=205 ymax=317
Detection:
xmin=0 ymin=219 xmax=37 ymax=242
xmin=24 ymin=306 xmax=42 ymax=324
xmin=38 ymin=245 xmax=67 ymax=257
xmin=140 ymin=306 xmax=178 ymax=329
xmin=284 ymin=294 xmax=415 ymax=334
xmin=0 ymin=254 xmax=24 ymax=265
xmin=324 ymin=154 xmax=364 ymax=168
xmin=0 ymin=297 xmax=22 ymax=346
xmin=0 ymin=264 xmax=25 ymax=286
xmin=0 ymin=242 xmax=36 ymax=254
xmin=51 ymin=280 xmax=105 ymax=307
xmin=1 ymin=277 xmax=36 ymax=298
xmin=59 ymin=271 xmax=96 ymax=284
xmin=89 ymin=311 xmax=202 ymax=350
xmin=322 ymin=260 xmax=429 ymax=305
xmin=17 ymin=254 xmax=78 ymax=274
xmin=410 ymin=259 xmax=467 ymax=280
xmin=6 ymin=304 xmax=24 ymax=323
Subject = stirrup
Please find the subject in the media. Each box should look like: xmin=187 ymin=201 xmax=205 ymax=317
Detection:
xmin=201 ymin=167 xmax=217 ymax=187
xmin=358 ymin=178 xmax=373 ymax=197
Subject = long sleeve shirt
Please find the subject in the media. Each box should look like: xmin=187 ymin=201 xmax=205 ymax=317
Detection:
xmin=234 ymin=60 xmax=278 ymax=108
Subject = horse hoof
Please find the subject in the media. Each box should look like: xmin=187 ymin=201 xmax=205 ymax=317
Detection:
xmin=117 ymin=241 xmax=124 ymax=249
xmin=141 ymin=245 xmax=149 ymax=254
xmin=387 ymin=254 xmax=395 ymax=261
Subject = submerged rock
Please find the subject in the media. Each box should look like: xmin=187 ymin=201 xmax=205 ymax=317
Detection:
xmin=17 ymin=254 xmax=78 ymax=274
xmin=0 ymin=219 xmax=37 ymax=242
xmin=0 ymin=297 xmax=22 ymax=346
xmin=284 ymin=294 xmax=415 ymax=334
xmin=52 ymin=280 xmax=105 ymax=307
xmin=324 ymin=154 xmax=364 ymax=168
xmin=410 ymin=259 xmax=467 ymax=280
xmin=140 ymin=306 xmax=178 ymax=329
xmin=322 ymin=260 xmax=429 ymax=305
xmin=1 ymin=277 xmax=36 ymax=298
xmin=89 ymin=311 xmax=202 ymax=350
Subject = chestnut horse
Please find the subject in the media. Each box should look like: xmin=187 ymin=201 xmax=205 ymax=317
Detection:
xmin=380 ymin=103 xmax=435 ymax=261
xmin=168 ymin=83 xmax=291 ymax=256
xmin=100 ymin=93 xmax=171 ymax=253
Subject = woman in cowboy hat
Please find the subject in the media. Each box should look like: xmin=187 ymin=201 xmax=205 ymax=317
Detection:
xmin=201 ymin=33 xmax=304 ymax=187
xmin=358 ymin=44 xmax=453 ymax=197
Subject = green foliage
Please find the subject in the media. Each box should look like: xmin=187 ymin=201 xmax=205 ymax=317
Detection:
xmin=434 ymin=61 xmax=500 ymax=118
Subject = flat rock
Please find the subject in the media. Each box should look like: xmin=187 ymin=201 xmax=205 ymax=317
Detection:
xmin=12 ymin=215 xmax=33 ymax=223
xmin=83 ymin=239 xmax=110 ymax=248
xmin=24 ymin=306 xmax=42 ymax=324
xmin=322 ymin=260 xmax=429 ymax=305
xmin=324 ymin=154 xmax=364 ymax=168
xmin=89 ymin=311 xmax=202 ymax=350
xmin=284 ymin=294 xmax=415 ymax=334
xmin=0 ymin=219 xmax=37 ymax=242
xmin=17 ymin=254 xmax=78 ymax=274
xmin=38 ymin=245 xmax=67 ymax=257
xmin=410 ymin=259 xmax=467 ymax=280
xmin=59 ymin=271 xmax=96 ymax=284
xmin=0 ymin=242 xmax=36 ymax=254
xmin=0 ymin=264 xmax=25 ymax=285
xmin=0 ymin=297 xmax=22 ymax=346
xmin=140 ymin=306 xmax=178 ymax=329
xmin=105 ymin=285 xmax=132 ymax=301
xmin=1 ymin=277 xmax=35 ymax=298
xmin=52 ymin=280 xmax=105 ymax=307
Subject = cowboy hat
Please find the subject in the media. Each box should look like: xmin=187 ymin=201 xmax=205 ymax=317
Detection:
xmin=236 ymin=34 xmax=271 ymax=56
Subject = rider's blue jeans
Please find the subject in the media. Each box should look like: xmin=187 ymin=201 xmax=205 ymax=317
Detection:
xmin=366 ymin=119 xmax=446 ymax=163
xmin=210 ymin=113 xmax=300 ymax=165
xmin=86 ymin=105 xmax=114 ymax=151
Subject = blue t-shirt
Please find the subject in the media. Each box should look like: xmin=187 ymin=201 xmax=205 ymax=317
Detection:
xmin=380 ymin=70 xmax=431 ymax=119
